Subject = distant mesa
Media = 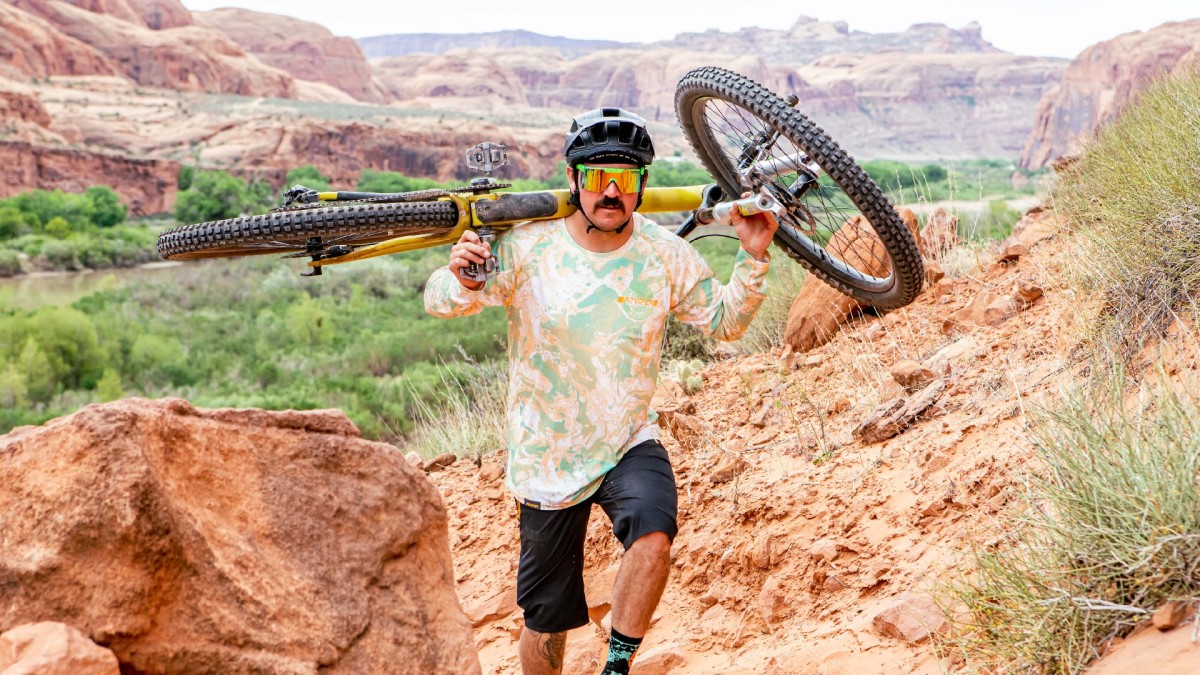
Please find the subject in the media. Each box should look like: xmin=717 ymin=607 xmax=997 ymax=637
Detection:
xmin=358 ymin=29 xmax=631 ymax=59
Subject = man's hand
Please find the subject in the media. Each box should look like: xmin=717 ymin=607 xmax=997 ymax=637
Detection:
xmin=449 ymin=229 xmax=492 ymax=290
xmin=730 ymin=191 xmax=779 ymax=262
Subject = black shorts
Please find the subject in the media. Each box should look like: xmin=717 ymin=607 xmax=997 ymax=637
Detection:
xmin=515 ymin=440 xmax=678 ymax=634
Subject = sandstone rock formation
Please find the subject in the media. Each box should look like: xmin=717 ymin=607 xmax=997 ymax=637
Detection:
xmin=0 ymin=398 xmax=480 ymax=674
xmin=8 ymin=0 xmax=296 ymax=97
xmin=195 ymin=8 xmax=384 ymax=102
xmin=1020 ymin=18 xmax=1200 ymax=169
xmin=0 ymin=141 xmax=179 ymax=213
xmin=372 ymin=46 xmax=1064 ymax=158
xmin=359 ymin=30 xmax=628 ymax=59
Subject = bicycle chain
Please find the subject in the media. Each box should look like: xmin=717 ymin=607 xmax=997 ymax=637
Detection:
xmin=269 ymin=184 xmax=514 ymax=213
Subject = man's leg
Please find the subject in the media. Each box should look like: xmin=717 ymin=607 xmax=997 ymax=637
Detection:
xmin=515 ymin=501 xmax=592 ymax=675
xmin=609 ymin=531 xmax=671 ymax=636
xmin=594 ymin=441 xmax=678 ymax=674
xmin=519 ymin=628 xmax=567 ymax=675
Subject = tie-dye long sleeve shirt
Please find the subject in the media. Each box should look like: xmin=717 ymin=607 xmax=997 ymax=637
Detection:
xmin=424 ymin=214 xmax=769 ymax=509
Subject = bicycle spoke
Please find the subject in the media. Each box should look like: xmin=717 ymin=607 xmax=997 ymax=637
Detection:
xmin=697 ymin=95 xmax=900 ymax=280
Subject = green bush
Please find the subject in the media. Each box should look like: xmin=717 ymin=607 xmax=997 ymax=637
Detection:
xmin=0 ymin=205 xmax=36 ymax=239
xmin=85 ymin=186 xmax=126 ymax=228
xmin=283 ymin=165 xmax=333 ymax=193
xmin=174 ymin=169 xmax=272 ymax=224
xmin=0 ymin=249 xmax=23 ymax=277
xmin=39 ymin=238 xmax=79 ymax=269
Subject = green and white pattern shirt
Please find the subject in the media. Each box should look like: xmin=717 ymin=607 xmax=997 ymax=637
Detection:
xmin=424 ymin=214 xmax=769 ymax=509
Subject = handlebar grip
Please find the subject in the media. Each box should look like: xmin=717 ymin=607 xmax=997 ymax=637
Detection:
xmin=461 ymin=228 xmax=498 ymax=283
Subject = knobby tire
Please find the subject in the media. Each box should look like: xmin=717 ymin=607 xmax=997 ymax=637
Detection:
xmin=675 ymin=66 xmax=924 ymax=309
xmin=157 ymin=201 xmax=461 ymax=260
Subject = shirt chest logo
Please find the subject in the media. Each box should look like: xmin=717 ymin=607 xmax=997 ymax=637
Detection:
xmin=617 ymin=295 xmax=659 ymax=321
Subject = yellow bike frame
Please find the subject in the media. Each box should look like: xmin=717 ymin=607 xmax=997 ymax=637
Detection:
xmin=306 ymin=185 xmax=709 ymax=269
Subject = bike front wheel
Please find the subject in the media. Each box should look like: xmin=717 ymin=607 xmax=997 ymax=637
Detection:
xmin=675 ymin=66 xmax=923 ymax=309
xmin=157 ymin=201 xmax=461 ymax=260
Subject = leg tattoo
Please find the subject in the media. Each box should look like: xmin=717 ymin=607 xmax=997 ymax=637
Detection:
xmin=535 ymin=630 xmax=566 ymax=669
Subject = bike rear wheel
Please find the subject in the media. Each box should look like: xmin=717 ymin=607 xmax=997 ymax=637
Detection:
xmin=157 ymin=201 xmax=461 ymax=260
xmin=675 ymin=66 xmax=923 ymax=309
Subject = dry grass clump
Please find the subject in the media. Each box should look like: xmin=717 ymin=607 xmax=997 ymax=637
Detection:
xmin=725 ymin=261 xmax=807 ymax=356
xmin=1053 ymin=66 xmax=1200 ymax=365
xmin=405 ymin=358 xmax=508 ymax=462
xmin=943 ymin=370 xmax=1200 ymax=673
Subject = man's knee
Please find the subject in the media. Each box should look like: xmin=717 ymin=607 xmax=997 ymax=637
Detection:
xmin=629 ymin=531 xmax=671 ymax=560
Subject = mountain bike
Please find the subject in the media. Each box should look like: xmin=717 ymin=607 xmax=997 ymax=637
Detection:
xmin=157 ymin=67 xmax=924 ymax=309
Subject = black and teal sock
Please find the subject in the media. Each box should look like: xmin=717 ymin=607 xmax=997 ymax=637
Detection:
xmin=600 ymin=628 xmax=643 ymax=675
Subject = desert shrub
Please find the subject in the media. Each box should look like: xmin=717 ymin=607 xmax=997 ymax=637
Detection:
xmin=1053 ymin=67 xmax=1200 ymax=365
xmin=0 ymin=249 xmax=23 ymax=276
xmin=942 ymin=371 xmax=1200 ymax=673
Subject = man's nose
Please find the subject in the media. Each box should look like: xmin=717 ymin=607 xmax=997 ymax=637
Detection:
xmin=602 ymin=180 xmax=622 ymax=197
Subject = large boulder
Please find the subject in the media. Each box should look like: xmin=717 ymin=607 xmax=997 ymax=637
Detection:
xmin=0 ymin=398 xmax=480 ymax=674
xmin=784 ymin=208 xmax=921 ymax=352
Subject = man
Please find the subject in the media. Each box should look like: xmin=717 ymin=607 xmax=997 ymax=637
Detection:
xmin=425 ymin=108 xmax=777 ymax=675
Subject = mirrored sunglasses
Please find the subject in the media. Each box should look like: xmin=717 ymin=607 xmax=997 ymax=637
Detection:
xmin=575 ymin=164 xmax=646 ymax=194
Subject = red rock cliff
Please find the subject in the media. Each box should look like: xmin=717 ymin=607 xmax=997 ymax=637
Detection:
xmin=1020 ymin=19 xmax=1200 ymax=169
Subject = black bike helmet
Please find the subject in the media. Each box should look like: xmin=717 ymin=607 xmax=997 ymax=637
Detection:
xmin=563 ymin=108 xmax=655 ymax=167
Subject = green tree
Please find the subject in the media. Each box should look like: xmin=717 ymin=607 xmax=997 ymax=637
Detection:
xmin=284 ymin=165 xmax=332 ymax=193
xmin=0 ymin=205 xmax=35 ymax=239
xmin=44 ymin=215 xmax=72 ymax=239
xmin=177 ymin=164 xmax=195 ymax=191
xmin=17 ymin=337 xmax=55 ymax=403
xmin=96 ymin=367 xmax=125 ymax=401
xmin=174 ymin=170 xmax=258 ymax=224
xmin=28 ymin=306 xmax=104 ymax=389
xmin=0 ymin=364 xmax=28 ymax=408
xmin=356 ymin=170 xmax=444 ymax=193
xmin=12 ymin=189 xmax=94 ymax=231
xmin=85 ymin=186 xmax=126 ymax=228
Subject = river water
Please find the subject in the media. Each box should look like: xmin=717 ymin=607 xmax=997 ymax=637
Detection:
xmin=0 ymin=262 xmax=187 ymax=310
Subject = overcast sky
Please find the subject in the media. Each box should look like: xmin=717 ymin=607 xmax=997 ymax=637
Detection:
xmin=180 ymin=0 xmax=1197 ymax=59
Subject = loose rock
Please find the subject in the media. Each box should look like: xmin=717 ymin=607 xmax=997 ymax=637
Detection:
xmin=709 ymin=452 xmax=749 ymax=484
xmin=1152 ymin=601 xmax=1192 ymax=631
xmin=890 ymin=360 xmax=937 ymax=390
xmin=0 ymin=622 xmax=119 ymax=675
xmin=871 ymin=593 xmax=950 ymax=643
xmin=853 ymin=379 xmax=947 ymax=444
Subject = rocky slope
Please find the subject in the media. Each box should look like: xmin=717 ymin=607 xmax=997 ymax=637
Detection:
xmin=1020 ymin=18 xmax=1200 ymax=169
xmin=423 ymin=210 xmax=1200 ymax=673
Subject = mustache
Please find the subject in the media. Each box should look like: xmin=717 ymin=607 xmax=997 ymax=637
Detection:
xmin=597 ymin=196 xmax=625 ymax=210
